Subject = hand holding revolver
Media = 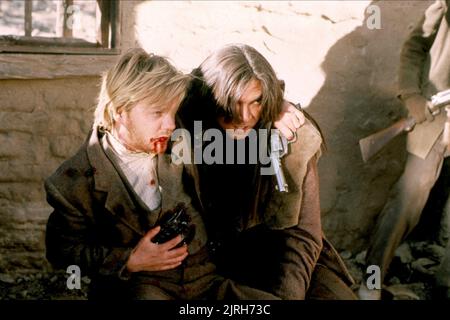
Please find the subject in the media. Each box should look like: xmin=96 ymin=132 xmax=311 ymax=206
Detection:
xmin=126 ymin=204 xmax=193 ymax=273
xmin=274 ymin=100 xmax=305 ymax=141
xmin=126 ymin=226 xmax=188 ymax=273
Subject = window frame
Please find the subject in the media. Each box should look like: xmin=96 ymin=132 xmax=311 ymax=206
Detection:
xmin=0 ymin=0 xmax=120 ymax=55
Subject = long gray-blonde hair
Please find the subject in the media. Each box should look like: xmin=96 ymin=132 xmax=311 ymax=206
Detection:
xmin=199 ymin=44 xmax=283 ymax=124
xmin=94 ymin=48 xmax=190 ymax=131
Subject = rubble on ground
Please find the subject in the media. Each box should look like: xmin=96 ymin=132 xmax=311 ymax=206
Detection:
xmin=0 ymin=239 xmax=445 ymax=300
xmin=342 ymin=240 xmax=447 ymax=300
xmin=0 ymin=270 xmax=88 ymax=300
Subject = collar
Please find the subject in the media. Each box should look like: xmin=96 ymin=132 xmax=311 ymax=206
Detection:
xmin=86 ymin=127 xmax=160 ymax=236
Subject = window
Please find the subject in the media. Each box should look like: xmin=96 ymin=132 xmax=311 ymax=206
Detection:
xmin=0 ymin=0 xmax=119 ymax=54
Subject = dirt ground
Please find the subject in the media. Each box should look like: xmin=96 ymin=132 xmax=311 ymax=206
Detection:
xmin=0 ymin=238 xmax=444 ymax=300
xmin=343 ymin=239 xmax=447 ymax=300
xmin=0 ymin=270 xmax=88 ymax=300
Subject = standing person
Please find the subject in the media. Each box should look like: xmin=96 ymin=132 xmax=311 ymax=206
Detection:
xmin=360 ymin=0 xmax=450 ymax=300
xmin=177 ymin=44 xmax=356 ymax=300
xmin=45 ymin=48 xmax=278 ymax=300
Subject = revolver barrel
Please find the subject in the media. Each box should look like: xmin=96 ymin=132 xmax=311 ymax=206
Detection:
xmin=270 ymin=130 xmax=289 ymax=192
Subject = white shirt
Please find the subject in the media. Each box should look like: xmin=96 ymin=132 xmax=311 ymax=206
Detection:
xmin=102 ymin=132 xmax=162 ymax=211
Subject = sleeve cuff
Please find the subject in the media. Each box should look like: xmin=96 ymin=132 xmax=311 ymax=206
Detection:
xmin=98 ymin=247 xmax=134 ymax=281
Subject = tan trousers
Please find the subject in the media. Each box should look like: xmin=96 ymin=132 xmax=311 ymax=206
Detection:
xmin=366 ymin=138 xmax=450 ymax=288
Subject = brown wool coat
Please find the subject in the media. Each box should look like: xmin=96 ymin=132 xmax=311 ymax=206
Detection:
xmin=45 ymin=127 xmax=212 ymax=298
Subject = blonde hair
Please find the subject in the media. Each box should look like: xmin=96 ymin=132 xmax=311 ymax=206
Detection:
xmin=94 ymin=48 xmax=190 ymax=131
xmin=199 ymin=44 xmax=283 ymax=124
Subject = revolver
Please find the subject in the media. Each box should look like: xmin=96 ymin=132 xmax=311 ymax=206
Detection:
xmin=152 ymin=203 xmax=195 ymax=246
xmin=270 ymin=130 xmax=292 ymax=193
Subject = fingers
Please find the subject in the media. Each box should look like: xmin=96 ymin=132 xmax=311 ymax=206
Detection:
xmin=156 ymin=262 xmax=183 ymax=271
xmin=145 ymin=251 xmax=188 ymax=272
xmin=290 ymin=105 xmax=305 ymax=121
xmin=292 ymin=110 xmax=305 ymax=128
xmin=160 ymin=234 xmax=185 ymax=251
xmin=145 ymin=261 xmax=183 ymax=272
xmin=290 ymin=114 xmax=302 ymax=129
xmin=153 ymin=252 xmax=188 ymax=269
xmin=144 ymin=226 xmax=161 ymax=241
xmin=163 ymin=252 xmax=189 ymax=265
xmin=164 ymin=244 xmax=188 ymax=259
xmin=277 ymin=124 xmax=295 ymax=141
xmin=424 ymin=107 xmax=434 ymax=122
xmin=276 ymin=102 xmax=305 ymax=141
xmin=287 ymin=104 xmax=305 ymax=127
xmin=285 ymin=114 xmax=298 ymax=133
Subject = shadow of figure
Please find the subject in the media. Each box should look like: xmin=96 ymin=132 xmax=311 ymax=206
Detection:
xmin=305 ymin=0 xmax=435 ymax=251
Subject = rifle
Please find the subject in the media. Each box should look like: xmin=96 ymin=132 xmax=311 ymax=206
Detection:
xmin=359 ymin=89 xmax=450 ymax=162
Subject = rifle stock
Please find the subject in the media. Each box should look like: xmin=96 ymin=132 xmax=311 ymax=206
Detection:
xmin=359 ymin=117 xmax=415 ymax=162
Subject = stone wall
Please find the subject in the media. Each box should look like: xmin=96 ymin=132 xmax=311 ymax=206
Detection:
xmin=0 ymin=78 xmax=100 ymax=273
xmin=0 ymin=1 xmax=436 ymax=276
xmin=0 ymin=1 xmax=137 ymax=276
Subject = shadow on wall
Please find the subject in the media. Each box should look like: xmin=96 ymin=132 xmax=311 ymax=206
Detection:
xmin=306 ymin=0 xmax=433 ymax=251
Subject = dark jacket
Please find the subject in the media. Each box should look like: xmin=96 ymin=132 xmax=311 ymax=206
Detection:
xmin=45 ymin=127 xmax=208 ymax=298
xmin=178 ymin=79 xmax=355 ymax=299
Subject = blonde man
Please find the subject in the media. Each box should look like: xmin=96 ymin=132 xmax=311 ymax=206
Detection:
xmin=45 ymin=48 xmax=277 ymax=300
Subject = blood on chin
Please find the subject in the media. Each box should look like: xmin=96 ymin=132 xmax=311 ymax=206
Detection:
xmin=149 ymin=136 xmax=169 ymax=154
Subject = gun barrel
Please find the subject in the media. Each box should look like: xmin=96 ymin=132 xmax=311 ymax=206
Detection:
xmin=269 ymin=130 xmax=289 ymax=192
xmin=271 ymin=155 xmax=288 ymax=192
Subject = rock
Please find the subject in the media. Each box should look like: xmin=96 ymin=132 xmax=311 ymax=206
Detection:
xmin=0 ymin=274 xmax=15 ymax=284
xmin=81 ymin=276 xmax=91 ymax=285
xmin=354 ymin=250 xmax=367 ymax=265
xmin=388 ymin=277 xmax=401 ymax=285
xmin=409 ymin=241 xmax=429 ymax=256
xmin=423 ymin=244 xmax=445 ymax=261
xmin=346 ymin=262 xmax=364 ymax=284
xmin=386 ymin=256 xmax=413 ymax=283
xmin=411 ymin=258 xmax=439 ymax=275
xmin=340 ymin=250 xmax=352 ymax=260
xmin=395 ymin=243 xmax=414 ymax=264
xmin=384 ymin=284 xmax=421 ymax=300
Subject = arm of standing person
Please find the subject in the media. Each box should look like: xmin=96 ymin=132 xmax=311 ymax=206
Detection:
xmin=398 ymin=1 xmax=447 ymax=123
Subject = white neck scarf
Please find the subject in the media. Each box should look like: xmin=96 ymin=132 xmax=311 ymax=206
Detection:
xmin=103 ymin=131 xmax=161 ymax=211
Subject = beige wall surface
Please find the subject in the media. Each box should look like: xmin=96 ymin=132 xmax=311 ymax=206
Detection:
xmin=0 ymin=1 xmax=434 ymax=275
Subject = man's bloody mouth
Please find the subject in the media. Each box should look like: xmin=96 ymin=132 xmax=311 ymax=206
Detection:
xmin=150 ymin=136 xmax=169 ymax=153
